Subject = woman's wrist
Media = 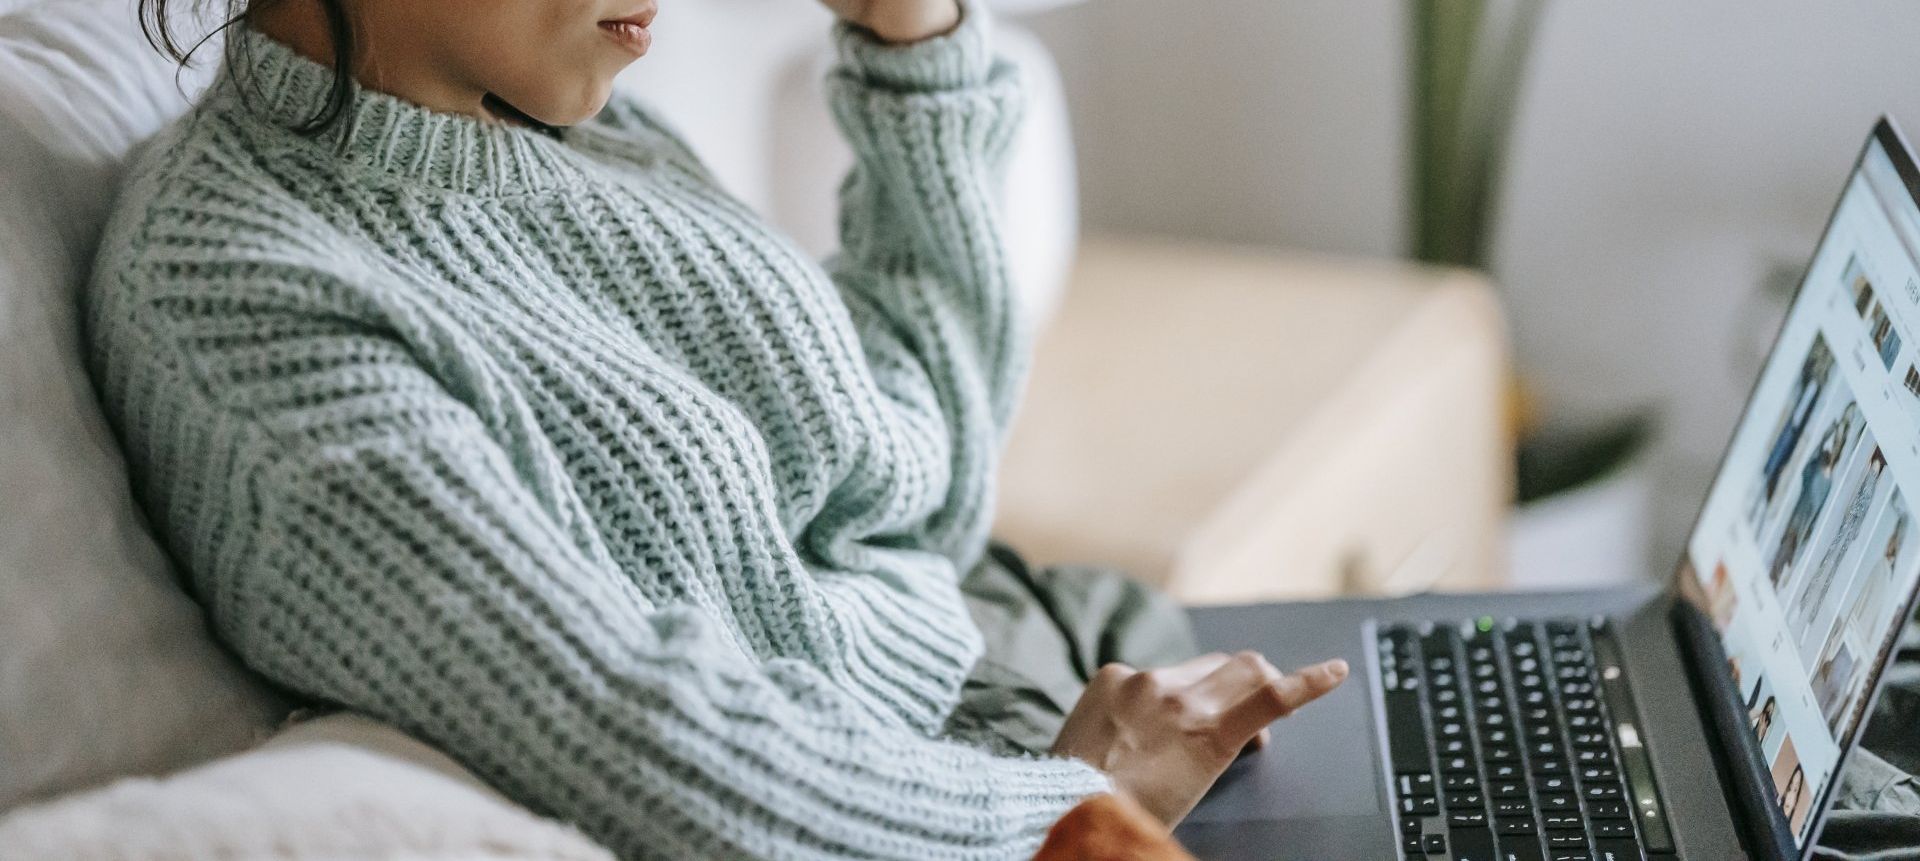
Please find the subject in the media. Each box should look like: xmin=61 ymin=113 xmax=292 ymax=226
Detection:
xmin=858 ymin=1 xmax=963 ymax=44
xmin=831 ymin=0 xmax=991 ymax=92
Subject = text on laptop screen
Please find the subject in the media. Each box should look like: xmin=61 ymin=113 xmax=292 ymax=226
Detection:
xmin=1684 ymin=133 xmax=1920 ymax=848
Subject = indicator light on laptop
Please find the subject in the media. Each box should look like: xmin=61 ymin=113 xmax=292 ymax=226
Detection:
xmin=1476 ymin=616 xmax=1494 ymax=633
xmin=1603 ymin=666 xmax=1621 ymax=680
xmin=1617 ymin=722 xmax=1643 ymax=749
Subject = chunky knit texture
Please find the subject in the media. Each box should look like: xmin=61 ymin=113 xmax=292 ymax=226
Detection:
xmin=84 ymin=8 xmax=1110 ymax=860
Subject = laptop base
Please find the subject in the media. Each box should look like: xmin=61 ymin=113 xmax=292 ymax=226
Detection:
xmin=1174 ymin=585 xmax=1742 ymax=861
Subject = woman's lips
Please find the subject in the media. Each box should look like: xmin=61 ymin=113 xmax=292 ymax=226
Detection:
xmin=598 ymin=10 xmax=654 ymax=55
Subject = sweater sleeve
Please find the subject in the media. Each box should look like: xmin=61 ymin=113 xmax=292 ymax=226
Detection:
xmin=102 ymin=283 xmax=1109 ymax=860
xmin=824 ymin=3 xmax=1031 ymax=562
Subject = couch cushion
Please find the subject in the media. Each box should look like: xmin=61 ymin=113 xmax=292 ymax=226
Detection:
xmin=0 ymin=713 xmax=617 ymax=861
xmin=0 ymin=0 xmax=285 ymax=809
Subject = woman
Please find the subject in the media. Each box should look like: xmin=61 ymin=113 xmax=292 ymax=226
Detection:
xmin=1753 ymin=694 xmax=1779 ymax=745
xmin=91 ymin=0 xmax=1347 ymax=858
xmin=1771 ymin=405 xmax=1856 ymax=591
xmin=1792 ymin=447 xmax=1886 ymax=640
xmin=1780 ymin=764 xmax=1809 ymax=832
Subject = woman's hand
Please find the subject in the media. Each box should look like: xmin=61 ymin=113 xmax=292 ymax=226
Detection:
xmin=819 ymin=0 xmax=962 ymax=44
xmin=1050 ymin=651 xmax=1350 ymax=827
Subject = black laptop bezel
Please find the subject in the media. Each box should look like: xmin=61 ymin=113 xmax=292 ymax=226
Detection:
xmin=1670 ymin=116 xmax=1920 ymax=861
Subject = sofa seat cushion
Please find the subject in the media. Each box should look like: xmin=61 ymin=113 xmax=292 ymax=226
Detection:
xmin=0 ymin=713 xmax=617 ymax=861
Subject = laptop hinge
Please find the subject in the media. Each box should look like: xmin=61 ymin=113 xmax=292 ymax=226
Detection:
xmin=1670 ymin=598 xmax=1800 ymax=860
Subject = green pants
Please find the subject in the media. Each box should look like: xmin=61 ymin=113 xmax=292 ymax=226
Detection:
xmin=954 ymin=542 xmax=1920 ymax=858
xmin=943 ymin=540 xmax=1200 ymax=757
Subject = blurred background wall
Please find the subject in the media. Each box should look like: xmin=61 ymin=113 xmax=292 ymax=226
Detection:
xmin=1022 ymin=0 xmax=1920 ymax=573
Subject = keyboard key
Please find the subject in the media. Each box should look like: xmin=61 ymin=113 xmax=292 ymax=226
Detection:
xmin=1531 ymin=758 xmax=1569 ymax=777
xmin=1424 ymin=833 xmax=1448 ymax=855
xmin=1443 ymin=756 xmax=1476 ymax=774
xmin=1592 ymin=821 xmax=1633 ymax=838
xmin=1444 ymin=774 xmax=1482 ymax=791
xmin=1405 ymin=835 xmax=1426 ymax=854
xmin=1449 ymin=827 xmax=1498 ymax=861
xmin=1579 ymin=766 xmax=1618 ymax=783
xmin=1485 ymin=746 xmax=1520 ymax=762
xmin=1551 ymin=853 xmax=1593 ymax=861
xmin=1399 ymin=772 xmax=1438 ymax=796
xmin=1584 ymin=784 xmax=1623 ymax=800
xmin=1493 ymin=799 xmax=1532 ymax=816
xmin=1404 ymin=816 xmax=1425 ymax=834
xmin=1489 ymin=763 xmax=1523 ymax=780
xmin=1538 ymin=793 xmax=1577 ymax=811
xmin=1591 ymin=838 xmax=1642 ymax=861
xmin=1586 ymin=800 xmax=1629 ymax=819
xmin=1449 ymin=811 xmax=1489 ymax=828
xmin=1490 ymin=779 xmax=1530 ymax=798
xmin=1576 ymin=749 xmax=1617 ymax=766
xmin=1496 ymin=817 xmax=1538 ymax=835
xmin=1441 ymin=738 xmax=1471 ymax=756
xmin=1501 ymin=840 xmax=1547 ymax=861
xmin=1384 ymin=691 xmax=1431 ymax=774
xmin=1447 ymin=792 xmax=1484 ymax=809
xmin=1402 ymin=795 xmax=1440 ymax=815
xmin=1542 ymin=813 xmax=1582 ymax=829
xmin=1527 ymin=724 xmax=1557 ymax=740
xmin=1546 ymin=830 xmax=1588 ymax=848
xmin=1535 ymin=775 xmax=1573 ymax=793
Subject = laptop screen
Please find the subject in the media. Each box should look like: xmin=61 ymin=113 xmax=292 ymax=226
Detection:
xmin=1682 ymin=122 xmax=1920 ymax=850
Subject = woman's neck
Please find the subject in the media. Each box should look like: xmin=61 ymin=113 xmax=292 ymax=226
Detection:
xmin=247 ymin=0 xmax=502 ymax=123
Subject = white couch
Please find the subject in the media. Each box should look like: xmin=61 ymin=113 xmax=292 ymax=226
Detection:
xmin=0 ymin=0 xmax=1511 ymax=853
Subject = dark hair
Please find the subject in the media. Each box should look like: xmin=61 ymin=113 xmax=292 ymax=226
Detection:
xmin=137 ymin=0 xmax=357 ymax=134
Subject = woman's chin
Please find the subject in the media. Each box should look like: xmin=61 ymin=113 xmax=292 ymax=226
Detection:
xmin=514 ymin=84 xmax=618 ymax=128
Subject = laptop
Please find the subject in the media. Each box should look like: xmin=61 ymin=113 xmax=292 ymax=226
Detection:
xmin=1171 ymin=117 xmax=1920 ymax=861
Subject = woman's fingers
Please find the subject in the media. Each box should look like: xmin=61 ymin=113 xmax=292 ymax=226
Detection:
xmin=1152 ymin=652 xmax=1235 ymax=688
xmin=1215 ymin=658 xmax=1349 ymax=745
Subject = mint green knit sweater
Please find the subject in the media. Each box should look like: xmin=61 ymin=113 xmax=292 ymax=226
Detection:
xmin=85 ymin=8 xmax=1110 ymax=859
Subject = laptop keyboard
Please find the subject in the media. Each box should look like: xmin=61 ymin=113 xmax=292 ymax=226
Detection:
xmin=1376 ymin=617 xmax=1674 ymax=861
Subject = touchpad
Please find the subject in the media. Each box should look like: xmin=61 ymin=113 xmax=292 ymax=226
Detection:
xmin=1180 ymin=669 xmax=1386 ymax=824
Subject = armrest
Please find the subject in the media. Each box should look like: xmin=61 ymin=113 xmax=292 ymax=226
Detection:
xmin=994 ymin=235 xmax=1514 ymax=605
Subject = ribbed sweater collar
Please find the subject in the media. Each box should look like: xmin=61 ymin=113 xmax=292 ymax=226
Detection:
xmin=212 ymin=25 xmax=580 ymax=196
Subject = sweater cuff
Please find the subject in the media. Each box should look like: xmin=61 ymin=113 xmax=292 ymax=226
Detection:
xmin=832 ymin=0 xmax=993 ymax=92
